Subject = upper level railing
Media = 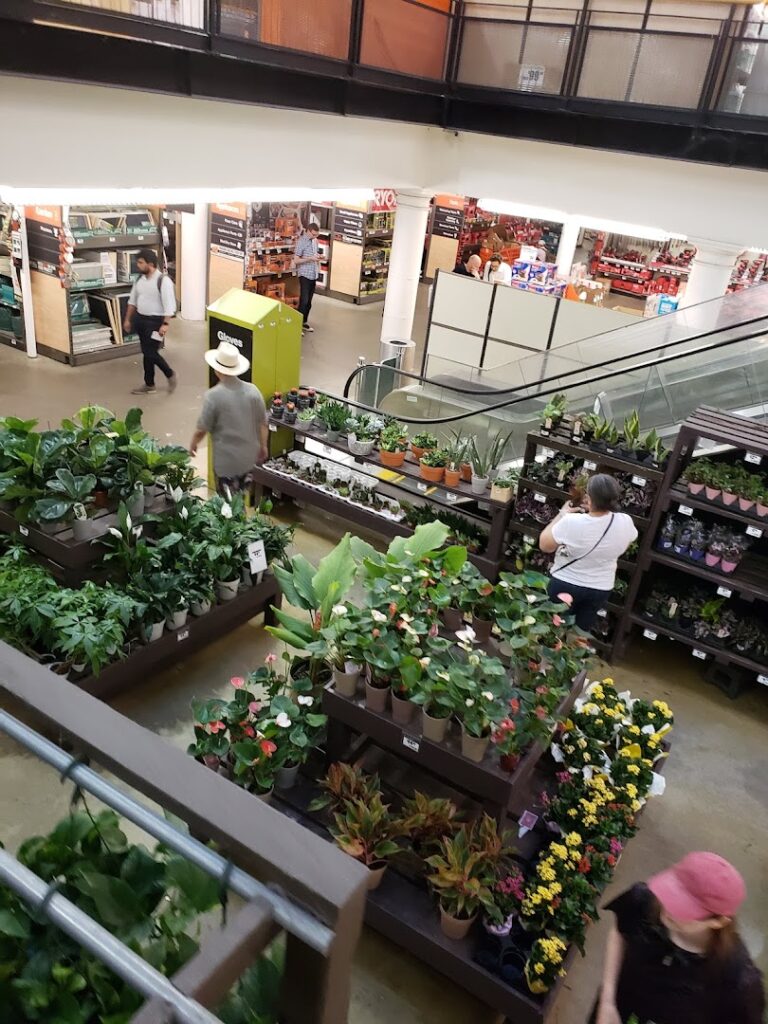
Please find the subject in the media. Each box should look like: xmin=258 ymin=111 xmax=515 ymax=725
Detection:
xmin=10 ymin=0 xmax=768 ymax=120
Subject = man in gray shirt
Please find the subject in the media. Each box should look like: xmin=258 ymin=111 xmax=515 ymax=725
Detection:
xmin=124 ymin=248 xmax=178 ymax=395
xmin=189 ymin=341 xmax=268 ymax=497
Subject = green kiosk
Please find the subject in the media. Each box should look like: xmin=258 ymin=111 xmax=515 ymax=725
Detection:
xmin=205 ymin=288 xmax=302 ymax=485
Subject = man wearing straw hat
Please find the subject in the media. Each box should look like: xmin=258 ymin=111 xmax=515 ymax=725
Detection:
xmin=189 ymin=340 xmax=268 ymax=497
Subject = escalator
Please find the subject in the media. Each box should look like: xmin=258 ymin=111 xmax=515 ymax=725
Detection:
xmin=339 ymin=286 xmax=768 ymax=460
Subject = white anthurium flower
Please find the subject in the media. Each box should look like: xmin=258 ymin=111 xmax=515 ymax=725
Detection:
xmin=523 ymin=615 xmax=536 ymax=626
xmin=465 ymin=698 xmax=475 ymax=707
xmin=526 ymin=594 xmax=538 ymax=604
xmin=221 ymin=502 xmax=233 ymax=520
xmin=172 ymin=486 xmax=183 ymax=502
xmin=297 ymin=695 xmax=314 ymax=707
xmin=468 ymin=654 xmax=480 ymax=667
xmin=550 ymin=744 xmax=564 ymax=763
xmin=180 ymin=506 xmax=189 ymax=521
xmin=418 ymin=569 xmax=430 ymax=578
xmin=402 ymin=575 xmax=413 ymax=583
xmin=133 ymin=526 xmax=143 ymax=539
xmin=419 ymin=657 xmax=431 ymax=668
xmin=455 ymin=626 xmax=476 ymax=643
xmin=275 ymin=712 xmax=292 ymax=728
xmin=370 ymin=609 xmax=387 ymax=623
xmin=332 ymin=604 xmax=348 ymax=617
xmin=108 ymin=527 xmax=122 ymax=539
xmin=482 ymin=691 xmax=494 ymax=701
xmin=499 ymin=579 xmax=510 ymax=589
xmin=641 ymin=724 xmax=655 ymax=735
xmin=400 ymin=613 xmax=413 ymax=623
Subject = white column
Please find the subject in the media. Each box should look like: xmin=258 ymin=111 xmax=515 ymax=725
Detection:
xmin=679 ymin=239 xmax=742 ymax=309
xmin=380 ymin=189 xmax=432 ymax=367
xmin=554 ymin=217 xmax=581 ymax=279
xmin=18 ymin=213 xmax=37 ymax=358
xmin=180 ymin=203 xmax=209 ymax=321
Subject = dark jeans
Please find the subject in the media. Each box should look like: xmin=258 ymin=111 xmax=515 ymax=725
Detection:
xmin=135 ymin=313 xmax=173 ymax=386
xmin=298 ymin=277 xmax=317 ymax=326
xmin=548 ymin=575 xmax=611 ymax=631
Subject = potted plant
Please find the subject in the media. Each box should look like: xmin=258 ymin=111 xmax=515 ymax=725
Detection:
xmin=314 ymin=604 xmax=368 ymax=698
xmin=270 ymin=693 xmax=327 ymax=790
xmin=720 ymin=469 xmax=738 ymax=506
xmin=396 ymin=792 xmax=463 ymax=864
xmin=756 ymin=486 xmax=768 ymax=519
xmin=411 ymin=431 xmax=438 ymax=461
xmin=319 ymin=400 xmax=349 ymax=443
xmin=539 ymin=393 xmax=568 ymax=437
xmin=485 ymin=862 xmax=525 ymax=936
xmin=721 ymin=536 xmax=747 ymax=574
xmin=346 ymin=414 xmax=379 ymax=456
xmin=688 ymin=519 xmax=707 ymax=561
xmin=672 ymin=520 xmax=692 ymax=558
xmin=682 ymin=458 xmax=712 ymax=496
xmin=284 ymin=401 xmax=297 ymax=425
xmin=677 ymin=593 xmax=701 ymax=632
xmin=297 ymin=407 xmax=315 ymax=428
xmin=705 ymin=530 xmax=725 ymax=569
xmin=412 ymin=667 xmax=455 ymax=743
xmin=656 ymin=514 xmax=676 ymax=552
xmin=469 ymin=439 xmax=493 ymax=495
xmin=525 ymin=936 xmax=569 ymax=995
xmin=32 ymin=469 xmax=97 ymax=541
xmin=365 ymin=628 xmax=401 ymax=713
xmin=308 ymin=762 xmax=382 ymax=816
xmin=419 ymin=447 xmax=448 ymax=483
xmin=461 ymin=575 xmax=496 ymax=641
xmin=426 ymin=819 xmax=500 ymax=940
xmin=738 ymin=473 xmax=762 ymax=513
xmin=458 ymin=685 xmax=500 ymax=763
xmin=331 ymin=793 xmax=406 ymax=890
xmin=379 ymin=422 xmax=409 ymax=468
xmin=390 ymin=653 xmax=423 ymax=726
xmin=490 ymin=471 xmax=517 ymax=503
xmin=619 ymin=411 xmax=642 ymax=461
xmin=449 ymin=430 xmax=474 ymax=482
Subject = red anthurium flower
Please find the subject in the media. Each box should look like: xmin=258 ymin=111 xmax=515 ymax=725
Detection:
xmin=534 ymin=706 xmax=547 ymax=720
xmin=509 ymin=697 xmax=520 ymax=714
xmin=372 ymin=628 xmax=381 ymax=638
xmin=243 ymin=725 xmax=255 ymax=738
xmin=259 ymin=739 xmax=277 ymax=757
xmin=429 ymin=623 xmax=439 ymax=637
xmin=248 ymin=700 xmax=261 ymax=714
xmin=552 ymin=614 xmax=564 ymax=627
xmin=388 ymin=602 xmax=398 ymax=618
xmin=230 ymin=676 xmax=245 ymax=689
xmin=480 ymin=584 xmax=494 ymax=596
xmin=208 ymin=720 xmax=225 ymax=733
xmin=535 ymin=685 xmax=549 ymax=695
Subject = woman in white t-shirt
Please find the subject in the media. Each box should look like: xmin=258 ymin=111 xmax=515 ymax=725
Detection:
xmin=482 ymin=253 xmax=512 ymax=286
xmin=539 ymin=474 xmax=637 ymax=630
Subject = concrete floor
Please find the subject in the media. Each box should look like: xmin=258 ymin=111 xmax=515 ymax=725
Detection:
xmin=1 ymin=291 xmax=767 ymax=1022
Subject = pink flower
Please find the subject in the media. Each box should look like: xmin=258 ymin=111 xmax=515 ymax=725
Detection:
xmin=534 ymin=706 xmax=547 ymax=720
xmin=535 ymin=685 xmax=549 ymax=695
xmin=372 ymin=628 xmax=381 ymax=638
xmin=259 ymin=739 xmax=277 ymax=757
xmin=231 ymin=676 xmax=245 ymax=689
xmin=248 ymin=700 xmax=261 ymax=714
xmin=265 ymin=653 xmax=277 ymax=665
xmin=556 ymin=771 xmax=571 ymax=785
xmin=429 ymin=623 xmax=439 ymax=637
xmin=610 ymin=838 xmax=624 ymax=856
xmin=509 ymin=697 xmax=520 ymax=714
xmin=208 ymin=720 xmax=225 ymax=733
xmin=243 ymin=725 xmax=255 ymax=738
xmin=552 ymin=614 xmax=564 ymax=627
xmin=557 ymin=592 xmax=574 ymax=607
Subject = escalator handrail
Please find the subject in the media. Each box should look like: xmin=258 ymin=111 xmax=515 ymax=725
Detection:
xmin=329 ymin=325 xmax=768 ymax=426
xmin=342 ymin=313 xmax=768 ymax=401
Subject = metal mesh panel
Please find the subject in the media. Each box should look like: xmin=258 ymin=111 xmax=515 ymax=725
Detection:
xmin=458 ymin=18 xmax=572 ymax=93
xmin=718 ymin=39 xmax=768 ymax=116
xmin=361 ymin=0 xmax=450 ymax=79
xmin=57 ymin=0 xmax=205 ymax=28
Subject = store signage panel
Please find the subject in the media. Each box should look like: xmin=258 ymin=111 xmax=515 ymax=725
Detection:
xmin=208 ymin=316 xmax=252 ymax=387
xmin=334 ymin=208 xmax=365 ymax=246
xmin=433 ymin=204 xmax=463 ymax=240
xmin=372 ymin=188 xmax=397 ymax=212
xmin=210 ymin=213 xmax=247 ymax=261
xmin=25 ymin=217 xmax=65 ymax=278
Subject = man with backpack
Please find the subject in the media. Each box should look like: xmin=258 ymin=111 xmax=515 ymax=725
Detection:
xmin=124 ymin=248 xmax=178 ymax=395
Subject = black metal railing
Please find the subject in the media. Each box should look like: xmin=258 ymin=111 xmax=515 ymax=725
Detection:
xmin=8 ymin=0 xmax=768 ymax=118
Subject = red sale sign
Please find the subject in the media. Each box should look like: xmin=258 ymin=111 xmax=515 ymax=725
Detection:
xmin=372 ymin=188 xmax=397 ymax=212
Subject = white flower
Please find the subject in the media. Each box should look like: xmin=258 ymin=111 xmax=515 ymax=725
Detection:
xmin=402 ymin=575 xmax=413 ymax=583
xmin=297 ymin=695 xmax=314 ymax=707
xmin=641 ymin=724 xmax=655 ymax=735
xmin=332 ymin=604 xmax=348 ymax=617
xmin=419 ymin=657 xmax=431 ymax=668
xmin=482 ymin=691 xmax=494 ymax=701
xmin=465 ymin=698 xmax=475 ymax=707
xmin=180 ymin=506 xmax=189 ymax=521
xmin=221 ymin=502 xmax=233 ymax=520
xmin=526 ymin=594 xmax=537 ymax=604
xmin=275 ymin=712 xmax=292 ymax=728
xmin=133 ymin=526 xmax=143 ymax=539
xmin=371 ymin=609 xmax=387 ymax=623
xmin=523 ymin=615 xmax=536 ymax=626
xmin=125 ymin=513 xmax=132 ymax=531
xmin=172 ymin=486 xmax=183 ymax=502
xmin=400 ymin=613 xmax=413 ymax=623
xmin=417 ymin=569 xmax=430 ymax=577
xmin=108 ymin=527 xmax=122 ymax=539
xmin=455 ymin=626 xmax=476 ymax=644
xmin=499 ymin=580 xmax=510 ymax=589
xmin=437 ymin=671 xmax=450 ymax=682
xmin=551 ymin=743 xmax=564 ymax=763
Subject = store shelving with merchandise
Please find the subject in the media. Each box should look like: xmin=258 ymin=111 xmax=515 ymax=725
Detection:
xmin=328 ymin=203 xmax=396 ymax=304
xmin=587 ymin=231 xmax=695 ymax=312
xmin=244 ymin=202 xmax=304 ymax=309
xmin=0 ymin=204 xmax=24 ymax=351
xmin=728 ymin=250 xmax=768 ymax=293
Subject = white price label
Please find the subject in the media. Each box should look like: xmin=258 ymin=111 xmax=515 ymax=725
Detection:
xmin=643 ymin=629 xmax=658 ymax=641
xmin=176 ymin=628 xmax=190 ymax=642
xmin=542 ymin=448 xmax=555 ymax=459
xmin=597 ymin=608 xmax=607 ymax=618
xmin=445 ymin=492 xmax=459 ymax=503
xmin=757 ymin=674 xmax=768 ymax=686
xmin=746 ymin=525 xmax=762 ymax=538
xmin=678 ymin=505 xmax=693 ymax=516
xmin=717 ymin=586 xmax=732 ymax=598
xmin=268 ymin=423 xmax=277 ymax=432
xmin=248 ymin=539 xmax=268 ymax=575
xmin=632 ymin=475 xmax=647 ymax=487
xmin=583 ymin=460 xmax=597 ymax=471
xmin=692 ymin=648 xmax=707 ymax=660
xmin=19 ymin=525 xmax=29 ymax=537
xmin=417 ymin=482 xmax=428 ymax=493
xmin=402 ymin=734 xmax=420 ymax=753
xmin=745 ymin=452 xmax=762 ymax=465
xmin=524 ymin=535 xmax=535 ymax=545
xmin=534 ymin=492 xmax=547 ymax=503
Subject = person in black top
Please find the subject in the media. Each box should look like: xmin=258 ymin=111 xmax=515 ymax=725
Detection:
xmin=596 ymin=852 xmax=764 ymax=1024
xmin=453 ymin=253 xmax=481 ymax=278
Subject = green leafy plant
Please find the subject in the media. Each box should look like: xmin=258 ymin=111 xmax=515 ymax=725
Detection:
xmin=426 ymin=816 xmax=509 ymax=921
xmin=540 ymin=393 xmax=568 ymax=427
xmin=32 ymin=469 xmax=97 ymax=525
xmin=308 ymin=763 xmax=382 ymax=814
xmin=318 ymin=400 xmax=348 ymax=433
xmin=379 ymin=422 xmax=409 ymax=452
xmin=420 ymin=447 xmax=449 ymax=468
xmin=330 ymin=793 xmax=406 ymax=868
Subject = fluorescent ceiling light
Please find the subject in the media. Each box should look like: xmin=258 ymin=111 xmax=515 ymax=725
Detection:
xmin=0 ymin=187 xmax=376 ymax=206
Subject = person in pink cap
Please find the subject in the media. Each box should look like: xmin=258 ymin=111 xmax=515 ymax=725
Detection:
xmin=595 ymin=852 xmax=764 ymax=1024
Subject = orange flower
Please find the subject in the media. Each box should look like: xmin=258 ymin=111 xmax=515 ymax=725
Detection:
xmin=259 ymin=739 xmax=277 ymax=757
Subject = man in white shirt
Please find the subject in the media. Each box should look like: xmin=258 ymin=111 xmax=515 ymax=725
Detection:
xmin=124 ymin=249 xmax=178 ymax=395
xmin=483 ymin=254 xmax=512 ymax=286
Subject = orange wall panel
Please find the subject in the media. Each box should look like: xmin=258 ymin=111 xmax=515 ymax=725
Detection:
xmin=259 ymin=0 xmax=351 ymax=60
xmin=361 ymin=0 xmax=451 ymax=79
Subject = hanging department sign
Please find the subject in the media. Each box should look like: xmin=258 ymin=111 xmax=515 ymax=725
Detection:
xmin=518 ymin=64 xmax=545 ymax=92
xmin=372 ymin=188 xmax=397 ymax=213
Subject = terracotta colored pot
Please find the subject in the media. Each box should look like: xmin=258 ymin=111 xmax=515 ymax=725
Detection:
xmin=460 ymin=463 xmax=472 ymax=482
xmin=738 ymin=497 xmax=754 ymax=512
xmin=757 ymin=502 xmax=768 ymax=518
xmin=333 ymin=666 xmax=360 ymax=698
xmin=411 ymin=444 xmax=430 ymax=460
xmin=366 ymin=862 xmax=388 ymax=890
xmin=92 ymin=488 xmax=110 ymax=509
xmin=461 ymin=726 xmax=490 ymax=763
xmin=687 ymin=482 xmax=704 ymax=495
xmin=444 ymin=468 xmax=461 ymax=488
xmin=365 ymin=679 xmax=389 ymax=713
xmin=440 ymin=906 xmax=476 ymax=940
xmin=705 ymin=553 xmax=721 ymax=568
xmin=500 ymin=753 xmax=521 ymax=773
xmin=720 ymin=559 xmax=738 ymax=574
xmin=391 ymin=689 xmax=416 ymax=725
xmin=419 ymin=461 xmax=445 ymax=483
xmin=704 ymin=487 xmax=721 ymax=501
xmin=422 ymin=706 xmax=450 ymax=742
xmin=472 ymin=617 xmax=493 ymax=643
xmin=721 ymin=491 xmax=737 ymax=506
xmin=441 ymin=607 xmax=464 ymax=632
xmin=380 ymin=449 xmax=406 ymax=468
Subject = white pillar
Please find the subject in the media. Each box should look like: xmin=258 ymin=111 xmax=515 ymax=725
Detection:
xmin=180 ymin=203 xmax=208 ymax=321
xmin=380 ymin=189 xmax=432 ymax=364
xmin=679 ymin=239 xmax=742 ymax=309
xmin=17 ymin=213 xmax=37 ymax=358
xmin=555 ymin=218 xmax=581 ymax=279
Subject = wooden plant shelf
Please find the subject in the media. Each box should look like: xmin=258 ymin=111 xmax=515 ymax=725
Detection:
xmin=526 ymin=429 xmax=665 ymax=482
xmin=629 ymin=613 xmax=768 ymax=680
xmin=665 ymin=482 xmax=768 ymax=531
xmin=517 ymin=477 xmax=650 ymax=530
xmin=647 ymin=548 xmax=768 ymax=603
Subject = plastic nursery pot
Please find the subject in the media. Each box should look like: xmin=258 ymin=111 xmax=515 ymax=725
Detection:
xmin=460 ymin=463 xmax=473 ymax=482
xmin=365 ymin=678 xmax=390 ymax=713
xmin=720 ymin=559 xmax=738 ymax=574
xmin=92 ymin=488 xmax=110 ymax=509
xmin=71 ymin=518 xmax=93 ymax=542
xmin=721 ymin=491 xmax=738 ymax=506
xmin=461 ymin=725 xmax=490 ymax=763
xmin=348 ymin=434 xmax=376 ymax=457
xmin=411 ymin=444 xmax=430 ymax=461
xmin=257 ymin=788 xmax=274 ymax=805
xmin=689 ymin=547 xmax=705 ymax=562
xmin=421 ymin=706 xmax=450 ymax=743
xmin=241 ymin=564 xmax=254 ymax=587
xmin=166 ymin=608 xmax=189 ymax=630
xmin=380 ymin=449 xmax=406 ymax=468
xmin=472 ymin=617 xmax=493 ymax=643
xmin=444 ymin=468 xmax=461 ymax=488
xmin=441 ymin=607 xmax=464 ymax=631
xmin=704 ymin=553 xmax=721 ymax=569
xmin=391 ymin=689 xmax=416 ymax=725
xmin=366 ymin=862 xmax=388 ymax=891
xmin=128 ymin=489 xmax=146 ymax=518
xmin=326 ymin=429 xmax=341 ymax=443
xmin=143 ymin=620 xmax=165 ymax=643
xmin=757 ymin=502 xmax=768 ymax=518
xmin=440 ymin=906 xmax=476 ymax=941
xmin=738 ymin=497 xmax=755 ymax=512
xmin=190 ymin=599 xmax=211 ymax=616
xmin=471 ymin=475 xmax=489 ymax=495
xmin=333 ymin=666 xmax=360 ymax=698
xmin=704 ymin=487 xmax=721 ymax=501
xmin=687 ymin=482 xmax=705 ymax=496
xmin=484 ymin=912 xmax=517 ymax=937
xmin=419 ymin=461 xmax=445 ymax=483
xmin=275 ymin=763 xmax=300 ymax=790
xmin=216 ymin=578 xmax=240 ymax=602
xmin=499 ymin=753 xmax=521 ymax=774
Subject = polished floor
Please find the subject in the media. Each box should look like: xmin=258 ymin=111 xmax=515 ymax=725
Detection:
xmin=0 ymin=293 xmax=766 ymax=1023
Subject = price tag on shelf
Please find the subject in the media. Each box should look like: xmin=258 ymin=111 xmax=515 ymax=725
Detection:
xmin=583 ymin=460 xmax=597 ymax=471
xmin=18 ymin=525 xmax=29 ymax=537
xmin=542 ymin=448 xmax=555 ymax=459
xmin=757 ymin=675 xmax=768 ymax=687
xmin=717 ymin=586 xmax=732 ymax=598
xmin=176 ymin=628 xmax=190 ymax=643
xmin=417 ymin=482 xmax=428 ymax=493
xmin=678 ymin=504 xmax=693 ymax=516
xmin=523 ymin=535 xmax=535 ymax=545
xmin=643 ymin=629 xmax=658 ymax=641
xmin=518 ymin=810 xmax=539 ymax=838
xmin=692 ymin=649 xmax=707 ymax=660
xmin=746 ymin=525 xmax=763 ymax=538
xmin=534 ymin=492 xmax=547 ymax=503
xmin=632 ymin=475 xmax=647 ymax=487
xmin=402 ymin=734 xmax=420 ymax=754
xmin=745 ymin=452 xmax=762 ymax=465
xmin=597 ymin=609 xmax=607 ymax=618
xmin=445 ymin=492 xmax=459 ymax=504
xmin=248 ymin=540 xmax=267 ymax=575
xmin=268 ymin=423 xmax=277 ymax=432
